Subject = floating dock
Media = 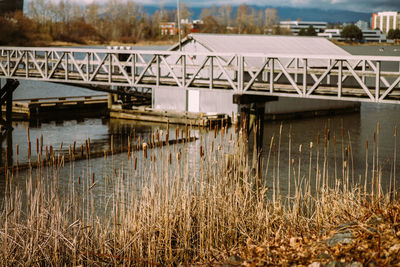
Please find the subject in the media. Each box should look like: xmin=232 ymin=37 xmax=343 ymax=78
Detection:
xmin=109 ymin=104 xmax=230 ymax=126
xmin=2 ymin=95 xmax=108 ymax=120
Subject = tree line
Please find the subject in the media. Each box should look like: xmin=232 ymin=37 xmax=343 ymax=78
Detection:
xmin=0 ymin=0 xmax=288 ymax=46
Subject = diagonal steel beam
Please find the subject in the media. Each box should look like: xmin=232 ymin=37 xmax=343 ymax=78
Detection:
xmin=243 ymin=58 xmax=269 ymax=91
xmin=276 ymin=59 xmax=303 ymax=95
xmin=307 ymin=60 xmax=338 ymax=96
xmin=344 ymin=60 xmax=375 ymax=100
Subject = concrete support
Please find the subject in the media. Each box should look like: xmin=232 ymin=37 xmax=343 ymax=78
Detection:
xmin=0 ymin=79 xmax=19 ymax=132
xmin=233 ymin=94 xmax=278 ymax=152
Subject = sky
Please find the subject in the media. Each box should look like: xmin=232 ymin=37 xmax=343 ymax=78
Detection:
xmin=44 ymin=0 xmax=400 ymax=13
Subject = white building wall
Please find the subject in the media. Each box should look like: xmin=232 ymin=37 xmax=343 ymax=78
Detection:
xmin=153 ymin=87 xmax=186 ymax=112
xmin=154 ymin=36 xmax=360 ymax=117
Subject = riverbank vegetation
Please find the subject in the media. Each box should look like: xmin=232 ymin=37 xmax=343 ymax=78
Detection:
xmin=0 ymin=0 xmax=287 ymax=46
xmin=0 ymin=123 xmax=399 ymax=265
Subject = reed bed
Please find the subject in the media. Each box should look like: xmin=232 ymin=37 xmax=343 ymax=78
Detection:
xmin=0 ymin=123 xmax=399 ymax=266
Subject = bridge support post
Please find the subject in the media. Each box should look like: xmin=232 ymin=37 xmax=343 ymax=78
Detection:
xmin=233 ymin=94 xmax=278 ymax=152
xmin=0 ymin=79 xmax=19 ymax=133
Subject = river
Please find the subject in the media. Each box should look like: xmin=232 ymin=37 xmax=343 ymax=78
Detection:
xmin=0 ymin=45 xmax=399 ymax=198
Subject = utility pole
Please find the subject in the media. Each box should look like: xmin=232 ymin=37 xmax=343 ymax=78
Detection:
xmin=177 ymin=0 xmax=182 ymax=51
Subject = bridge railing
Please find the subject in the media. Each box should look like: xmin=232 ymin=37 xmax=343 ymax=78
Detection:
xmin=1 ymin=46 xmax=400 ymax=104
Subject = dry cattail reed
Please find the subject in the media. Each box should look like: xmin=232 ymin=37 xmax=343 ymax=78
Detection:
xmin=143 ymin=143 xmax=148 ymax=159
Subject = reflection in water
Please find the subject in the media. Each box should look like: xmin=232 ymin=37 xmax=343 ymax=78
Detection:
xmin=0 ymin=130 xmax=13 ymax=167
xmin=0 ymin=45 xmax=400 ymax=207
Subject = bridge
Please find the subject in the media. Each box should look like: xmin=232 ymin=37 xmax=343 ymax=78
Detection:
xmin=0 ymin=46 xmax=400 ymax=128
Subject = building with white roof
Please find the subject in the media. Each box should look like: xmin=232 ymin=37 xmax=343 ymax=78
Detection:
xmin=280 ymin=21 xmax=327 ymax=35
xmin=153 ymin=34 xmax=359 ymax=117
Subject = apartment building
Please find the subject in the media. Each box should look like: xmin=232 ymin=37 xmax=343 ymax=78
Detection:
xmin=372 ymin=11 xmax=400 ymax=33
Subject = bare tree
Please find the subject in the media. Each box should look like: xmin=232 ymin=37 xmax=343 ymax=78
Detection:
xmin=264 ymin=8 xmax=278 ymax=29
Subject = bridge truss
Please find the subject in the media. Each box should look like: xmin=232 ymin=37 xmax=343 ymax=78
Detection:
xmin=1 ymin=46 xmax=400 ymax=104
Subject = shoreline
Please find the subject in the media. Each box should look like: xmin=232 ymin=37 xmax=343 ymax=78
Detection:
xmin=48 ymin=39 xmax=176 ymax=48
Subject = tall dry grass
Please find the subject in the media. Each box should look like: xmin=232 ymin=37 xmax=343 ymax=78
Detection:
xmin=0 ymin=123 xmax=399 ymax=265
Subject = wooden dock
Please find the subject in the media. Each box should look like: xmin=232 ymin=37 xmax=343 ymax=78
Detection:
xmin=2 ymin=95 xmax=108 ymax=120
xmin=110 ymin=105 xmax=230 ymax=126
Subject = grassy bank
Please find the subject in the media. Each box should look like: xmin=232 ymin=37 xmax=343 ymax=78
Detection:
xmin=0 ymin=125 xmax=399 ymax=265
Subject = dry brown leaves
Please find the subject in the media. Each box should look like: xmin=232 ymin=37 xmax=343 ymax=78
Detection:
xmin=228 ymin=198 xmax=400 ymax=266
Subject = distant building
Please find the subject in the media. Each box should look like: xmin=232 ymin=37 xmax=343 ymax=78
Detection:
xmin=0 ymin=0 xmax=24 ymax=16
xmin=318 ymin=29 xmax=342 ymax=39
xmin=355 ymin=20 xmax=369 ymax=30
xmin=318 ymin=28 xmax=386 ymax=42
xmin=362 ymin=29 xmax=387 ymax=42
xmin=160 ymin=20 xmax=203 ymax=36
xmin=181 ymin=19 xmax=203 ymax=34
xmin=160 ymin=22 xmax=177 ymax=36
xmin=372 ymin=11 xmax=400 ymax=33
xmin=280 ymin=21 xmax=327 ymax=35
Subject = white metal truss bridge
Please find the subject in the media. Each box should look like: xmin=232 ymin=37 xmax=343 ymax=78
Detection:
xmin=1 ymin=46 xmax=400 ymax=104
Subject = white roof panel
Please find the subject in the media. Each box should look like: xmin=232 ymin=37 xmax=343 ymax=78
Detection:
xmin=174 ymin=33 xmax=351 ymax=68
xmin=188 ymin=33 xmax=350 ymax=56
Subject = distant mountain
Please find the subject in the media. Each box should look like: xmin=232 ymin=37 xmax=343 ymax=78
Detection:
xmin=143 ymin=5 xmax=372 ymax=24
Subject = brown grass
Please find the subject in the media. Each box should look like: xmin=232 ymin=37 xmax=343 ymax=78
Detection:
xmin=0 ymin=125 xmax=399 ymax=266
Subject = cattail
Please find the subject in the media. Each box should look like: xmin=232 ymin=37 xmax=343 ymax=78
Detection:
xmin=28 ymin=142 xmax=31 ymax=159
xmin=214 ymin=126 xmax=217 ymax=139
xmin=156 ymin=130 xmax=159 ymax=145
xmin=317 ymin=134 xmax=320 ymax=145
xmin=143 ymin=143 xmax=148 ymax=159
xmin=85 ymin=140 xmax=88 ymax=155
xmin=366 ymin=140 xmax=368 ymax=149
xmin=169 ymin=153 xmax=172 ymax=164
xmin=27 ymin=127 xmax=30 ymax=143
xmin=73 ymin=141 xmax=76 ymax=154
xmin=50 ymin=145 xmax=53 ymax=157
xmin=177 ymin=150 xmax=181 ymax=161
xmin=60 ymin=142 xmax=63 ymax=150
xmin=200 ymin=145 xmax=204 ymax=158
xmin=69 ymin=144 xmax=71 ymax=156
xmin=373 ymin=132 xmax=376 ymax=143
xmin=36 ymin=138 xmax=39 ymax=155
xmin=16 ymin=144 xmax=19 ymax=155
xmin=80 ymin=144 xmax=83 ymax=157
xmin=111 ymin=135 xmax=114 ymax=153
xmin=341 ymin=127 xmax=344 ymax=138
xmin=92 ymin=172 xmax=95 ymax=184
xmin=134 ymin=157 xmax=137 ymax=170
xmin=78 ymin=176 xmax=81 ymax=185
xmin=185 ymin=124 xmax=188 ymax=140
xmin=45 ymin=145 xmax=48 ymax=160
xmin=176 ymin=127 xmax=179 ymax=139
